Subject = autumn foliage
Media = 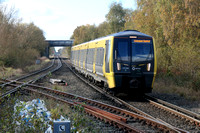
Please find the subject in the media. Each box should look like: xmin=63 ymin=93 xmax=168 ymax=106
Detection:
xmin=70 ymin=0 xmax=200 ymax=90
xmin=0 ymin=6 xmax=47 ymax=68
xmin=133 ymin=0 xmax=200 ymax=90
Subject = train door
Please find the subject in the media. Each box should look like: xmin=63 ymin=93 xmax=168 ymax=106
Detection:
xmin=104 ymin=38 xmax=117 ymax=88
xmin=105 ymin=40 xmax=111 ymax=73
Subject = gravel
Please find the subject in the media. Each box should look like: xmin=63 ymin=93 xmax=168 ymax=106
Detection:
xmin=36 ymin=60 xmax=158 ymax=132
xmin=36 ymin=59 xmax=200 ymax=132
xmin=36 ymin=61 xmax=127 ymax=132
xmin=148 ymin=92 xmax=200 ymax=114
xmin=127 ymin=99 xmax=200 ymax=132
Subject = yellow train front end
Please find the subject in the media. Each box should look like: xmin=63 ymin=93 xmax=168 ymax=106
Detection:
xmin=105 ymin=31 xmax=157 ymax=93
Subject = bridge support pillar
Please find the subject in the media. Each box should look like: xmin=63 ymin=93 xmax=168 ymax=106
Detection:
xmin=45 ymin=46 xmax=49 ymax=58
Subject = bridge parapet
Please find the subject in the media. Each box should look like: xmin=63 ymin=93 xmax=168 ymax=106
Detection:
xmin=46 ymin=40 xmax=73 ymax=47
xmin=45 ymin=40 xmax=74 ymax=58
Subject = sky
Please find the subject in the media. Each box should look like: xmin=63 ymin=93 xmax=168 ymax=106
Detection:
xmin=1 ymin=0 xmax=137 ymax=40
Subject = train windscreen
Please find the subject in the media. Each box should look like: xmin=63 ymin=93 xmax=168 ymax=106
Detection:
xmin=131 ymin=39 xmax=153 ymax=62
xmin=116 ymin=39 xmax=130 ymax=61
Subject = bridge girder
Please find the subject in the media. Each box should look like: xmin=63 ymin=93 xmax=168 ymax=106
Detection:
xmin=45 ymin=40 xmax=73 ymax=47
xmin=45 ymin=40 xmax=74 ymax=58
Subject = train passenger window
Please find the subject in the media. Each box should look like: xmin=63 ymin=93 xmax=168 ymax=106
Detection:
xmin=74 ymin=51 xmax=76 ymax=61
xmin=79 ymin=50 xmax=82 ymax=62
xmin=100 ymin=48 xmax=104 ymax=66
xmin=95 ymin=48 xmax=104 ymax=66
xmin=81 ymin=50 xmax=84 ymax=61
xmin=77 ymin=50 xmax=80 ymax=61
xmin=86 ymin=49 xmax=90 ymax=64
xmin=83 ymin=49 xmax=86 ymax=62
xmin=71 ymin=51 xmax=73 ymax=60
xmin=77 ymin=51 xmax=79 ymax=60
xmin=86 ymin=49 xmax=95 ymax=64
xmin=75 ymin=51 xmax=77 ymax=61
xmin=89 ymin=49 xmax=91 ymax=64
xmin=96 ymin=49 xmax=100 ymax=65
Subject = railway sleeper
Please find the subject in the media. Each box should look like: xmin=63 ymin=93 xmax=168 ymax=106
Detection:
xmin=29 ymin=87 xmax=184 ymax=133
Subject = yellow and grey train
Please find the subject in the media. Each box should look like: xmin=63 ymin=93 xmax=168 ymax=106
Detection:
xmin=71 ymin=30 xmax=157 ymax=93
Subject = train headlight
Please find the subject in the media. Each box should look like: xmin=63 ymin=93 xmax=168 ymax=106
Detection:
xmin=147 ymin=63 xmax=151 ymax=71
xmin=117 ymin=63 xmax=121 ymax=71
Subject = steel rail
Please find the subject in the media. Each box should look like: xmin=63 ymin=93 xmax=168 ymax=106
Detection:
xmin=0 ymin=79 xmax=182 ymax=132
xmin=24 ymin=87 xmax=144 ymax=133
xmin=27 ymin=84 xmax=181 ymax=132
xmin=61 ymin=59 xmax=190 ymax=133
xmin=145 ymin=94 xmax=200 ymax=120
xmin=0 ymin=57 xmax=55 ymax=88
xmin=61 ymin=59 xmax=124 ymax=105
xmin=0 ymin=58 xmax=192 ymax=132
xmin=145 ymin=95 xmax=200 ymax=127
xmin=60 ymin=60 xmax=157 ymax=117
xmin=14 ymin=58 xmax=56 ymax=81
xmin=0 ymin=57 xmax=62 ymax=100
xmin=31 ymin=57 xmax=62 ymax=83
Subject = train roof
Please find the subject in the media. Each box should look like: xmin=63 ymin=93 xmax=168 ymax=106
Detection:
xmin=72 ymin=30 xmax=152 ymax=48
xmin=108 ymin=30 xmax=152 ymax=38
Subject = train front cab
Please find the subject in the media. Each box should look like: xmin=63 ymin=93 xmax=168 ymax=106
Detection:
xmin=112 ymin=36 xmax=157 ymax=93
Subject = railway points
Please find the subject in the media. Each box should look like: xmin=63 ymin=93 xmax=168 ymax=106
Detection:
xmin=1 ymin=57 xmax=199 ymax=132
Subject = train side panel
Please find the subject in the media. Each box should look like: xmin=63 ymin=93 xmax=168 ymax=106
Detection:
xmin=151 ymin=38 xmax=157 ymax=88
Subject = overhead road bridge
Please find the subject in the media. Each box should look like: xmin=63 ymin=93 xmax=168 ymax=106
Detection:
xmin=45 ymin=40 xmax=74 ymax=58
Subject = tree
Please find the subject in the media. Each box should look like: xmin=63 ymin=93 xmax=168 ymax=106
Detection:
xmin=72 ymin=24 xmax=98 ymax=45
xmin=124 ymin=9 xmax=135 ymax=30
xmin=97 ymin=21 xmax=109 ymax=37
xmin=0 ymin=6 xmax=46 ymax=68
xmin=106 ymin=2 xmax=126 ymax=33
xmin=133 ymin=0 xmax=200 ymax=90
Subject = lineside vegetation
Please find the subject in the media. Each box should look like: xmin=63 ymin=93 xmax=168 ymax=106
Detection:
xmin=0 ymin=6 xmax=47 ymax=69
xmin=67 ymin=0 xmax=200 ymax=95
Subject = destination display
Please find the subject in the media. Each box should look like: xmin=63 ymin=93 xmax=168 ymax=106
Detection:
xmin=133 ymin=40 xmax=151 ymax=43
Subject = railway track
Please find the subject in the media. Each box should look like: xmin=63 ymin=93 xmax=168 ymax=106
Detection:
xmin=1 ymin=58 xmax=55 ymax=87
xmin=0 ymin=79 xmax=178 ymax=132
xmin=0 ymin=58 xmax=178 ymax=132
xmin=0 ymin=57 xmax=62 ymax=99
xmin=62 ymin=58 xmax=200 ymax=132
xmin=145 ymin=95 xmax=200 ymax=125
xmin=0 ymin=58 xmax=150 ymax=132
xmin=1 ymin=57 xmax=199 ymax=132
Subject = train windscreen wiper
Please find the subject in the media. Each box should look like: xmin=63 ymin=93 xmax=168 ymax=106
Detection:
xmin=144 ymin=45 xmax=153 ymax=62
xmin=115 ymin=49 xmax=122 ymax=61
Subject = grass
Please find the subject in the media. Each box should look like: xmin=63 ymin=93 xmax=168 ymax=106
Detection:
xmin=24 ymin=57 xmax=50 ymax=73
xmin=52 ymin=85 xmax=65 ymax=91
xmin=0 ymin=67 xmax=22 ymax=79
xmin=45 ymin=98 xmax=98 ymax=132
xmin=0 ymin=57 xmax=50 ymax=79
xmin=153 ymin=73 xmax=200 ymax=101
